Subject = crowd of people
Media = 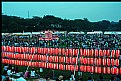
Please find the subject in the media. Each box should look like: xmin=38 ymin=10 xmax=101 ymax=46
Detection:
xmin=2 ymin=33 xmax=121 ymax=81
xmin=58 ymin=34 xmax=121 ymax=49
xmin=1 ymin=64 xmax=38 ymax=81
xmin=2 ymin=33 xmax=121 ymax=50
xmin=1 ymin=63 xmax=121 ymax=81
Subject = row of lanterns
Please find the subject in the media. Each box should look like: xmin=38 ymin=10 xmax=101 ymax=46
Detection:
xmin=2 ymin=52 xmax=119 ymax=66
xmin=2 ymin=46 xmax=120 ymax=58
xmin=2 ymin=58 xmax=121 ymax=75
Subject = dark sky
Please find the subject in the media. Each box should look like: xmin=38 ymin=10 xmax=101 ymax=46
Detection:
xmin=2 ymin=2 xmax=121 ymax=22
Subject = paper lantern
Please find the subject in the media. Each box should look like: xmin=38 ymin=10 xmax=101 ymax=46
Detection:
xmin=87 ymin=49 xmax=90 ymax=56
xmin=111 ymin=59 xmax=115 ymax=66
xmin=90 ymin=58 xmax=94 ymax=65
xmin=94 ymin=58 xmax=98 ymax=65
xmin=69 ymin=57 xmax=72 ymax=64
xmin=47 ymin=63 xmax=50 ymax=69
xmin=111 ymin=67 xmax=115 ymax=74
xmin=115 ymin=59 xmax=119 ymax=67
xmin=87 ymin=58 xmax=90 ymax=65
xmin=53 ymin=56 xmax=58 ymax=62
xmin=2 ymin=46 xmax=5 ymax=51
xmin=115 ymin=68 xmax=119 ymax=75
xmin=95 ymin=66 xmax=98 ymax=73
xmin=18 ymin=47 xmax=21 ymax=53
xmin=87 ymin=66 xmax=90 ymax=72
xmin=53 ymin=63 xmax=58 ymax=69
xmin=102 ymin=67 xmax=106 ymax=74
xmin=83 ymin=58 xmax=87 ymax=65
xmin=99 ymin=49 xmax=103 ymax=57
xmin=37 ymin=47 xmax=41 ymax=54
xmin=61 ymin=48 xmax=65 ymax=55
xmin=49 ymin=48 xmax=53 ymax=55
xmin=83 ymin=66 xmax=86 ymax=72
xmin=66 ymin=57 xmax=70 ymax=64
xmin=59 ymin=56 xmax=65 ymax=63
xmin=120 ymin=68 xmax=121 ymax=74
xmin=98 ymin=58 xmax=102 ymax=66
xmin=58 ymin=48 xmax=61 ymax=55
xmin=41 ymin=48 xmax=44 ymax=54
xmin=42 ymin=62 xmax=46 ymax=68
xmin=98 ymin=67 xmax=101 ymax=73
xmin=90 ymin=49 xmax=94 ymax=56
xmin=73 ymin=49 xmax=78 ymax=56
xmin=95 ymin=49 xmax=98 ymax=57
xmin=44 ymin=48 xmax=48 ymax=54
xmin=24 ymin=47 xmax=28 ymax=53
xmin=59 ymin=64 xmax=65 ymax=70
xmin=42 ymin=55 xmax=47 ymax=62
xmin=65 ymin=49 xmax=69 ymax=56
xmin=103 ymin=49 xmax=107 ymax=56
xmin=107 ymin=50 xmax=110 ymax=57
xmin=83 ymin=49 xmax=87 ymax=56
xmin=72 ymin=57 xmax=77 ymax=64
xmin=30 ymin=47 xmax=36 ymax=54
xmin=33 ymin=54 xmax=38 ymax=60
xmin=80 ymin=65 xmax=84 ymax=72
xmin=48 ymin=56 xmax=53 ymax=62
xmin=107 ymin=58 xmax=111 ymax=66
xmin=6 ymin=46 xmax=9 ymax=52
xmin=69 ymin=49 xmax=73 ymax=56
xmin=70 ymin=65 xmax=74 ymax=71
xmin=55 ymin=48 xmax=59 ymax=55
xmin=80 ymin=48 xmax=83 ymax=56
xmin=80 ymin=57 xmax=83 ymax=64
xmin=107 ymin=67 xmax=110 ymax=74
xmin=66 ymin=64 xmax=70 ymax=70
xmin=102 ymin=58 xmax=106 ymax=66
xmin=111 ymin=50 xmax=115 ymax=58
xmin=90 ymin=66 xmax=94 ymax=73
xmin=116 ymin=50 xmax=120 ymax=58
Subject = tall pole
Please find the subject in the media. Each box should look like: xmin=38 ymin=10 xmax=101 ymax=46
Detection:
xmin=28 ymin=11 xmax=29 ymax=19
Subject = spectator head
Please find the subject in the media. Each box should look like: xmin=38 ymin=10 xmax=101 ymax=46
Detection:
xmin=32 ymin=68 xmax=34 ymax=71
xmin=46 ymin=77 xmax=50 ymax=81
xmin=99 ymin=75 xmax=103 ymax=79
xmin=111 ymin=75 xmax=114 ymax=80
xmin=58 ymin=75 xmax=63 ymax=80
xmin=88 ymin=76 xmax=92 ymax=80
xmin=5 ymin=76 xmax=10 ymax=81
xmin=20 ymin=72 xmax=24 ymax=77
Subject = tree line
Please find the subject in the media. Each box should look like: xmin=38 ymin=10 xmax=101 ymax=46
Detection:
xmin=2 ymin=14 xmax=121 ymax=33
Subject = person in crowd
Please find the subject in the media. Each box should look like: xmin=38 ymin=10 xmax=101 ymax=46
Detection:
xmin=24 ymin=70 xmax=29 ymax=78
xmin=56 ymin=75 xmax=64 ymax=81
xmin=16 ymin=73 xmax=26 ymax=81
xmin=3 ymin=64 xmax=9 ymax=72
xmin=87 ymin=76 xmax=94 ymax=81
xmin=36 ymin=70 xmax=40 ymax=78
xmin=7 ymin=67 xmax=12 ymax=76
xmin=110 ymin=75 xmax=115 ymax=81
xmin=2 ymin=70 xmax=7 ymax=81
xmin=46 ymin=77 xmax=51 ymax=81
xmin=5 ymin=76 xmax=11 ymax=81
xmin=97 ymin=75 xmax=104 ymax=81
xmin=15 ymin=66 xmax=19 ymax=73
xmin=115 ymin=75 xmax=120 ymax=81
xmin=11 ymin=66 xmax=15 ymax=75
xmin=69 ymin=74 xmax=76 ymax=81
xmin=78 ymin=76 xmax=83 ymax=81
xmin=30 ymin=68 xmax=36 ymax=78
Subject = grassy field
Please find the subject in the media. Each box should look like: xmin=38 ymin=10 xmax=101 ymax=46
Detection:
xmin=2 ymin=64 xmax=113 ymax=81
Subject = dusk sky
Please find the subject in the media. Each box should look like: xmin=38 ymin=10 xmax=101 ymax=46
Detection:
xmin=2 ymin=2 xmax=121 ymax=22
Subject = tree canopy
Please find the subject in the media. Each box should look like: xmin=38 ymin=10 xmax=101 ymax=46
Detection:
xmin=2 ymin=14 xmax=121 ymax=33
